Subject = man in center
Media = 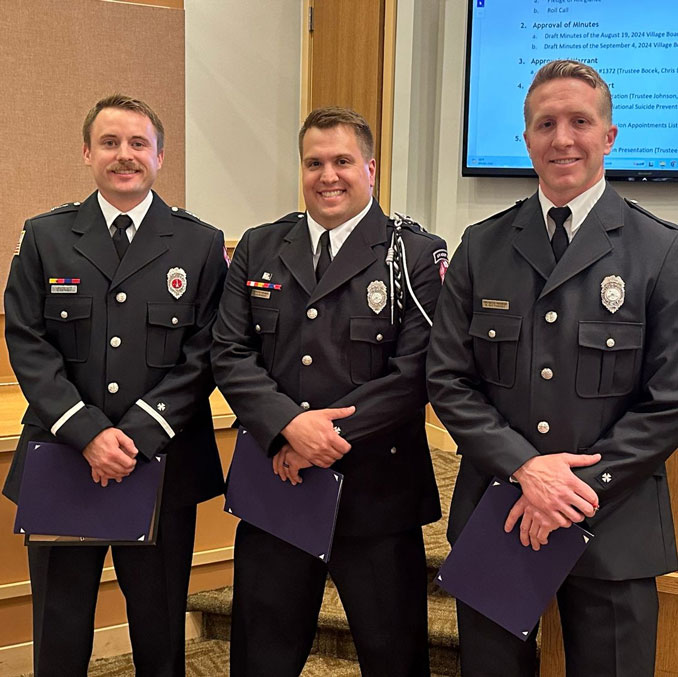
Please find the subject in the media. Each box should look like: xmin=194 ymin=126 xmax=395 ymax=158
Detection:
xmin=212 ymin=107 xmax=446 ymax=676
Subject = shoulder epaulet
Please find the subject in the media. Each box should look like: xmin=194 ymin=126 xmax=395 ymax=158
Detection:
xmin=472 ymin=199 xmax=527 ymax=227
xmin=273 ymin=211 xmax=305 ymax=225
xmin=32 ymin=201 xmax=82 ymax=220
xmin=170 ymin=206 xmax=203 ymax=223
xmin=625 ymin=199 xmax=678 ymax=229
xmin=388 ymin=212 xmax=440 ymax=240
xmin=170 ymin=206 xmax=219 ymax=230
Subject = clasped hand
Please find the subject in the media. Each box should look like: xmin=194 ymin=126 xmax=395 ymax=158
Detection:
xmin=504 ymin=452 xmax=601 ymax=551
xmin=82 ymin=427 xmax=138 ymax=487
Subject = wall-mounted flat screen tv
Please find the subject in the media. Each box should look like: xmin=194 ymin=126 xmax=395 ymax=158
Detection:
xmin=463 ymin=0 xmax=678 ymax=181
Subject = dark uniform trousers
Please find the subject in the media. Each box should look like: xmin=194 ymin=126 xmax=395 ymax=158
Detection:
xmin=212 ymin=202 xmax=447 ymax=676
xmin=427 ymin=186 xmax=678 ymax=677
xmin=3 ymin=192 xmax=227 ymax=676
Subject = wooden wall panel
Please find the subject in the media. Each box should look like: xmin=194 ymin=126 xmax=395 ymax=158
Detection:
xmin=0 ymin=0 xmax=185 ymax=311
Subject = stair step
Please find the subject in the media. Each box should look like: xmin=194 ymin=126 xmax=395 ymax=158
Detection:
xmin=188 ymin=577 xmax=460 ymax=676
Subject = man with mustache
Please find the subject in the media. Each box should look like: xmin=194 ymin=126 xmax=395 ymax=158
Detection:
xmin=3 ymin=94 xmax=227 ymax=676
xmin=428 ymin=60 xmax=678 ymax=676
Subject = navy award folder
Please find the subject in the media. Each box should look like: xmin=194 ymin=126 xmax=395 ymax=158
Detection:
xmin=14 ymin=440 xmax=166 ymax=544
xmin=224 ymin=428 xmax=344 ymax=562
xmin=435 ymin=478 xmax=593 ymax=640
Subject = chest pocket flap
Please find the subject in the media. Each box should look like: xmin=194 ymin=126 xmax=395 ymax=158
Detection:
xmin=148 ymin=302 xmax=195 ymax=328
xmin=146 ymin=302 xmax=195 ymax=368
xmin=43 ymin=296 xmax=93 ymax=362
xmin=577 ymin=321 xmax=643 ymax=397
xmin=469 ymin=312 xmax=522 ymax=387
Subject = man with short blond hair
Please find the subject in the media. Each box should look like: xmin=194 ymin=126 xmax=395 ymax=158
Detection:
xmin=428 ymin=60 xmax=678 ymax=676
xmin=4 ymin=94 xmax=226 ymax=676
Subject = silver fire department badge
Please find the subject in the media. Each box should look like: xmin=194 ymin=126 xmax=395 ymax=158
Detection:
xmin=600 ymin=275 xmax=625 ymax=313
xmin=367 ymin=280 xmax=387 ymax=314
xmin=167 ymin=267 xmax=187 ymax=299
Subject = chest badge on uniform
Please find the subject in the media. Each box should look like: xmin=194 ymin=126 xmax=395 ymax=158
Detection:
xmin=601 ymin=275 xmax=625 ymax=313
xmin=367 ymin=280 xmax=387 ymax=314
xmin=167 ymin=267 xmax=187 ymax=299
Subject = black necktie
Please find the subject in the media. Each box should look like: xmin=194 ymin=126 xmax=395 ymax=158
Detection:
xmin=315 ymin=230 xmax=332 ymax=282
xmin=549 ymin=206 xmax=571 ymax=262
xmin=112 ymin=214 xmax=132 ymax=260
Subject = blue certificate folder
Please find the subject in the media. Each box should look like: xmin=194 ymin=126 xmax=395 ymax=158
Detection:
xmin=14 ymin=440 xmax=166 ymax=544
xmin=436 ymin=478 xmax=593 ymax=640
xmin=224 ymin=428 xmax=344 ymax=562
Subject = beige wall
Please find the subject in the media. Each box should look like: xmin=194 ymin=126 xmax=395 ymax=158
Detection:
xmin=184 ymin=0 xmax=303 ymax=236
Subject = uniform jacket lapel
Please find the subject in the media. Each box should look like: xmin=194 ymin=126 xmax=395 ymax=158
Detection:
xmin=539 ymin=185 xmax=620 ymax=299
xmin=511 ymin=194 xmax=556 ymax=282
xmin=309 ymin=200 xmax=386 ymax=304
xmin=279 ymin=217 xmax=316 ymax=296
xmin=111 ymin=193 xmax=172 ymax=288
xmin=72 ymin=192 xmax=119 ymax=281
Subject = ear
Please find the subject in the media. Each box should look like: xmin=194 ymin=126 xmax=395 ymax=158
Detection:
xmin=603 ymin=125 xmax=618 ymax=156
xmin=523 ymin=130 xmax=531 ymax=156
xmin=368 ymin=158 xmax=376 ymax=189
xmin=157 ymin=149 xmax=165 ymax=170
xmin=83 ymin=143 xmax=91 ymax=166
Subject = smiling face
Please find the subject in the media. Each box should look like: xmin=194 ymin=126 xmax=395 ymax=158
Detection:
xmin=83 ymin=107 xmax=164 ymax=212
xmin=301 ymin=124 xmax=376 ymax=230
xmin=523 ymin=77 xmax=617 ymax=206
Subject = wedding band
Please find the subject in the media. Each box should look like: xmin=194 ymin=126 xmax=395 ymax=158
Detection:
xmin=282 ymin=462 xmax=290 ymax=468
xmin=333 ymin=426 xmax=342 ymax=435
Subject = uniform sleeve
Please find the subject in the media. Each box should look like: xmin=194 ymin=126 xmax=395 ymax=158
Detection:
xmin=211 ymin=229 xmax=304 ymax=453
xmin=574 ymin=234 xmax=678 ymax=500
xmin=4 ymin=219 xmax=113 ymax=450
xmin=327 ymin=234 xmax=446 ymax=443
xmin=426 ymin=228 xmax=539 ymax=479
xmin=116 ymin=227 xmax=228 ymax=460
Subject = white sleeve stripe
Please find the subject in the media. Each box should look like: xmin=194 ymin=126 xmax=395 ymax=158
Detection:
xmin=135 ymin=399 xmax=175 ymax=439
xmin=50 ymin=401 xmax=86 ymax=435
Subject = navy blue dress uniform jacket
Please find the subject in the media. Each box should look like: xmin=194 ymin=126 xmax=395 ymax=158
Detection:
xmin=212 ymin=201 xmax=444 ymax=537
xmin=427 ymin=185 xmax=678 ymax=580
xmin=3 ymin=191 xmax=227 ymax=509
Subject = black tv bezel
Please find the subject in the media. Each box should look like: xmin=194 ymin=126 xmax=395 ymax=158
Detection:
xmin=460 ymin=0 xmax=678 ymax=183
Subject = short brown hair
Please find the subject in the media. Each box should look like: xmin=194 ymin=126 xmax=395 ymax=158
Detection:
xmin=83 ymin=94 xmax=165 ymax=151
xmin=524 ymin=60 xmax=613 ymax=125
xmin=299 ymin=107 xmax=374 ymax=160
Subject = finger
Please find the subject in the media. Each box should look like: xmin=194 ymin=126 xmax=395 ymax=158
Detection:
xmin=519 ymin=514 xmax=533 ymax=547
xmin=504 ymin=500 xmax=525 ymax=533
xmin=564 ymin=452 xmax=601 ymax=467
xmin=324 ymin=405 xmax=356 ymax=420
xmin=100 ymin=476 xmax=109 ymax=488
xmin=114 ymin=430 xmax=139 ymax=458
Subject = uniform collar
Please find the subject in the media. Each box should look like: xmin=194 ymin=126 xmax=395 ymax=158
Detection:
xmin=538 ymin=176 xmax=606 ymax=242
xmin=306 ymin=197 xmax=373 ymax=258
xmin=97 ymin=191 xmax=153 ymax=231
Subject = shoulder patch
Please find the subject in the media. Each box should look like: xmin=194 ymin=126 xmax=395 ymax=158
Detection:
xmin=625 ymin=199 xmax=678 ymax=229
xmin=472 ymin=199 xmax=527 ymax=226
xmin=32 ymin=201 xmax=82 ymax=220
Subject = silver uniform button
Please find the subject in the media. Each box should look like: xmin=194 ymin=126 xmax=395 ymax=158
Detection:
xmin=537 ymin=421 xmax=550 ymax=434
xmin=606 ymin=337 xmax=615 ymax=348
xmin=254 ymin=324 xmax=261 ymax=333
xmin=390 ymin=446 xmax=397 ymax=454
xmin=171 ymin=317 xmax=179 ymax=325
xmin=110 ymin=336 xmax=121 ymax=348
xmin=376 ymin=333 xmax=383 ymax=342
xmin=541 ymin=367 xmax=553 ymax=380
xmin=488 ymin=329 xmax=496 ymax=338
xmin=300 ymin=401 xmax=310 ymax=410
xmin=107 ymin=382 xmax=119 ymax=394
xmin=301 ymin=355 xmax=313 ymax=366
xmin=306 ymin=308 xmax=318 ymax=320
xmin=171 ymin=206 xmax=179 ymax=212
xmin=545 ymin=311 xmax=558 ymax=323
xmin=60 ymin=310 xmax=68 ymax=319
xmin=116 ymin=292 xmax=127 ymax=303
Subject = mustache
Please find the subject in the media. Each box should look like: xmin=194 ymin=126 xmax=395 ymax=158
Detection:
xmin=108 ymin=163 xmax=141 ymax=172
